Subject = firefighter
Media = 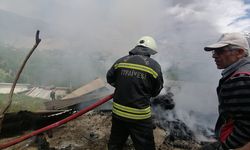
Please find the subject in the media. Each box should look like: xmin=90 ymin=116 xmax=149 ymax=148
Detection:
xmin=201 ymin=33 xmax=250 ymax=150
xmin=106 ymin=36 xmax=163 ymax=150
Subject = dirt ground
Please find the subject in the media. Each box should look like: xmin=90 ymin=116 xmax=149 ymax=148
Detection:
xmin=0 ymin=111 xmax=202 ymax=150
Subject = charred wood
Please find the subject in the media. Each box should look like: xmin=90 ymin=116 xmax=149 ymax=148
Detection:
xmin=0 ymin=110 xmax=74 ymax=138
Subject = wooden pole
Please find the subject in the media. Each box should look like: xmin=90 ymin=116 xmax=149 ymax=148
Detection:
xmin=0 ymin=30 xmax=41 ymax=133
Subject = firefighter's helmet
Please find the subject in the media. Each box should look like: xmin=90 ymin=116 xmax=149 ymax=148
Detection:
xmin=137 ymin=36 xmax=157 ymax=52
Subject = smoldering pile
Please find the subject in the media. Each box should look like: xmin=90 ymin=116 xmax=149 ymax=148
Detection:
xmin=0 ymin=91 xmax=216 ymax=150
xmin=151 ymin=92 xmax=215 ymax=149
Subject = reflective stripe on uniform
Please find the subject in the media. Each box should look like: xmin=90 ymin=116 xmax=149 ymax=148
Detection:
xmin=112 ymin=102 xmax=151 ymax=120
xmin=113 ymin=102 xmax=151 ymax=113
xmin=114 ymin=62 xmax=158 ymax=78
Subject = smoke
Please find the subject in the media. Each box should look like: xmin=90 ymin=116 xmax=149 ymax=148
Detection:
xmin=1 ymin=0 xmax=250 ymax=136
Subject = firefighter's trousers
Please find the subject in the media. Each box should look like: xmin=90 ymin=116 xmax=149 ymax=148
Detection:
xmin=108 ymin=117 xmax=155 ymax=150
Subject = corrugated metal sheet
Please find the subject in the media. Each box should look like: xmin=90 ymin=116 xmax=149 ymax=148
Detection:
xmin=25 ymin=87 xmax=68 ymax=100
xmin=44 ymin=78 xmax=111 ymax=110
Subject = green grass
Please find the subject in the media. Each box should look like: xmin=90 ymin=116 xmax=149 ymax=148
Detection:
xmin=0 ymin=94 xmax=48 ymax=112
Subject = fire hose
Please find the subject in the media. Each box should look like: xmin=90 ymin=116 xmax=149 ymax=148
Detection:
xmin=0 ymin=93 xmax=113 ymax=149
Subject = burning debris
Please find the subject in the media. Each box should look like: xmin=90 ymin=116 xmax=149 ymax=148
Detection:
xmin=0 ymin=110 xmax=74 ymax=138
xmin=151 ymin=90 xmax=217 ymax=150
xmin=0 ymin=31 xmax=213 ymax=149
xmin=151 ymin=92 xmax=198 ymax=149
xmin=151 ymin=91 xmax=175 ymax=110
xmin=0 ymin=80 xmax=216 ymax=150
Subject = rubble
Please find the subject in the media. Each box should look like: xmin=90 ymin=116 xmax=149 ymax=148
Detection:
xmin=0 ymin=110 xmax=74 ymax=138
xmin=0 ymin=81 xmax=214 ymax=150
xmin=0 ymin=110 xmax=206 ymax=150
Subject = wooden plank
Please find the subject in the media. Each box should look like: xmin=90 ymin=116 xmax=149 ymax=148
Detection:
xmin=62 ymin=78 xmax=105 ymax=99
xmin=33 ymin=109 xmax=71 ymax=114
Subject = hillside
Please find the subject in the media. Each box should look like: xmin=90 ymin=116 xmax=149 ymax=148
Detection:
xmin=0 ymin=40 xmax=111 ymax=88
xmin=0 ymin=9 xmax=47 ymax=44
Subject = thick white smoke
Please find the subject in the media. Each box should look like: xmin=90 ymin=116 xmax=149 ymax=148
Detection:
xmin=0 ymin=0 xmax=250 ymax=137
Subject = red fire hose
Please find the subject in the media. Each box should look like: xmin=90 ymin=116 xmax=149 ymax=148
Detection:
xmin=0 ymin=93 xmax=113 ymax=149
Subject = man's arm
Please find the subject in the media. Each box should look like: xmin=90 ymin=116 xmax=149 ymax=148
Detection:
xmin=151 ymin=66 xmax=163 ymax=97
xmin=106 ymin=63 xmax=116 ymax=87
xmin=220 ymin=75 xmax=250 ymax=149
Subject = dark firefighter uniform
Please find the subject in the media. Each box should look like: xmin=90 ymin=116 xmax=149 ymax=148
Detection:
xmin=106 ymin=45 xmax=163 ymax=150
